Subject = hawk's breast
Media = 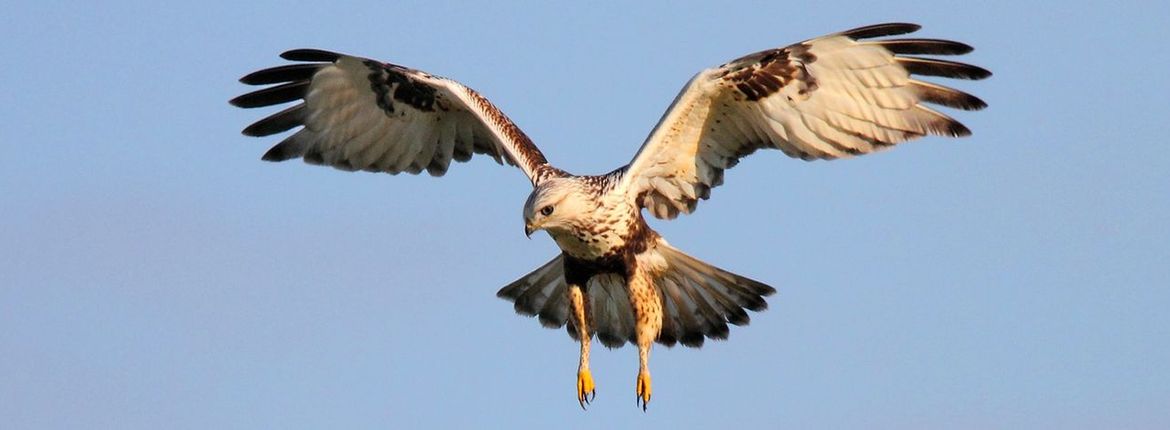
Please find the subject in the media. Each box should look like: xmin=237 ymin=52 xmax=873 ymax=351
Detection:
xmin=551 ymin=195 xmax=637 ymax=261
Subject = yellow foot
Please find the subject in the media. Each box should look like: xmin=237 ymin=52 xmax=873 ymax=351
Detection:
xmin=577 ymin=369 xmax=596 ymax=409
xmin=636 ymin=370 xmax=652 ymax=411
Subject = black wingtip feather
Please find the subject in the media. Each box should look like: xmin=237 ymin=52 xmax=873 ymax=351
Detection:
xmin=926 ymin=114 xmax=974 ymax=138
xmin=239 ymin=64 xmax=324 ymax=85
xmin=229 ymin=80 xmax=310 ymax=108
xmin=743 ymin=296 xmax=768 ymax=312
xmin=913 ymin=81 xmax=988 ymax=111
xmin=261 ymin=144 xmax=300 ymax=162
xmin=261 ymin=133 xmax=311 ymax=162
xmin=898 ymin=57 xmax=992 ymax=80
xmin=242 ymin=104 xmax=305 ymax=137
xmin=280 ymin=49 xmax=343 ymax=62
xmin=877 ymin=39 xmax=974 ymax=55
xmin=840 ymin=22 xmax=921 ymax=40
xmin=944 ymin=121 xmax=973 ymax=137
xmin=727 ymin=308 xmax=751 ymax=326
xmin=745 ymin=279 xmax=776 ymax=296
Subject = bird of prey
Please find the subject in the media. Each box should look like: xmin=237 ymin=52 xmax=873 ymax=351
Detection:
xmin=231 ymin=23 xmax=989 ymax=410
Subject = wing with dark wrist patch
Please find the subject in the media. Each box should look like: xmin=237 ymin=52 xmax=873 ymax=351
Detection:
xmin=619 ymin=23 xmax=991 ymax=219
xmin=231 ymin=49 xmax=560 ymax=184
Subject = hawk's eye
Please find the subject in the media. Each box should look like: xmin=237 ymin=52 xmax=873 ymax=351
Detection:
xmin=540 ymin=205 xmax=554 ymax=216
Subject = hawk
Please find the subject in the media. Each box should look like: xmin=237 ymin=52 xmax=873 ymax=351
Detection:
xmin=231 ymin=23 xmax=989 ymax=410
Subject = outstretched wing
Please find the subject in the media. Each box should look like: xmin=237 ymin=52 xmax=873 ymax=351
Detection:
xmin=618 ymin=23 xmax=991 ymax=219
xmin=231 ymin=49 xmax=560 ymax=185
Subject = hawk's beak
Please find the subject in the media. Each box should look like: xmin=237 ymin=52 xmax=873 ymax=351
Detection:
xmin=524 ymin=221 xmax=535 ymax=238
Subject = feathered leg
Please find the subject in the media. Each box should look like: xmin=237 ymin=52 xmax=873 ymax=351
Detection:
xmin=628 ymin=263 xmax=663 ymax=411
xmin=568 ymin=284 xmax=595 ymax=409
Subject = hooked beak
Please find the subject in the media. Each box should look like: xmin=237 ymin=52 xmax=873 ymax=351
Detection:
xmin=524 ymin=221 xmax=536 ymax=238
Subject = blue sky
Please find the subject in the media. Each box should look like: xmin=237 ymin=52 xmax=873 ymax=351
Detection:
xmin=3 ymin=1 xmax=1169 ymax=428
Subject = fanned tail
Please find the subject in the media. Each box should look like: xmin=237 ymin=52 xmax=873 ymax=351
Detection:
xmin=495 ymin=256 xmax=631 ymax=347
xmin=650 ymin=241 xmax=776 ymax=348
xmin=496 ymin=255 xmax=569 ymax=329
xmin=496 ymin=241 xmax=776 ymax=349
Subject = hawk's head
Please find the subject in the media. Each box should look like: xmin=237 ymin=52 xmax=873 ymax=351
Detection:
xmin=523 ymin=177 xmax=595 ymax=238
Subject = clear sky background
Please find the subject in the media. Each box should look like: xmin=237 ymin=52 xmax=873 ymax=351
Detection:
xmin=3 ymin=1 xmax=1168 ymax=429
